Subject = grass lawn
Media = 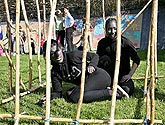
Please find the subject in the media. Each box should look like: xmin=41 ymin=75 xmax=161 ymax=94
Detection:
xmin=0 ymin=50 xmax=165 ymax=125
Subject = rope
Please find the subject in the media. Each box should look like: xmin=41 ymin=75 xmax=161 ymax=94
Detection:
xmin=70 ymin=120 xmax=80 ymax=125
xmin=27 ymin=90 xmax=30 ymax=94
xmin=144 ymin=117 xmax=151 ymax=125
xmin=44 ymin=118 xmax=50 ymax=123
xmin=140 ymin=88 xmax=148 ymax=95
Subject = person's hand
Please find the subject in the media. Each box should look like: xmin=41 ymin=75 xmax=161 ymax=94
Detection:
xmin=120 ymin=74 xmax=131 ymax=83
xmin=87 ymin=65 xmax=95 ymax=74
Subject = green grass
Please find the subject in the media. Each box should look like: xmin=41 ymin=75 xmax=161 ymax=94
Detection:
xmin=0 ymin=50 xmax=165 ymax=125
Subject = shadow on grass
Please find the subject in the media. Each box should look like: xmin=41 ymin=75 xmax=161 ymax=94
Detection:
xmin=0 ymin=119 xmax=14 ymax=125
xmin=155 ymin=90 xmax=165 ymax=101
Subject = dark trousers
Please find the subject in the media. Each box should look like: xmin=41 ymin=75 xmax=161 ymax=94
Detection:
xmin=56 ymin=30 xmax=65 ymax=47
xmin=65 ymin=27 xmax=74 ymax=52
xmin=69 ymin=68 xmax=112 ymax=103
xmin=98 ymin=55 xmax=135 ymax=96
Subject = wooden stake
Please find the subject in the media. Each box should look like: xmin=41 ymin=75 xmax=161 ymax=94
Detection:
xmin=132 ymin=75 xmax=164 ymax=80
xmin=146 ymin=83 xmax=151 ymax=120
xmin=43 ymin=0 xmax=47 ymax=40
xmin=0 ymin=114 xmax=162 ymax=124
xmin=4 ymin=0 xmax=13 ymax=95
xmin=110 ymin=0 xmax=121 ymax=125
xmin=76 ymin=0 xmax=90 ymax=120
xmin=144 ymin=28 xmax=151 ymax=96
xmin=102 ymin=0 xmax=105 ymax=28
xmin=0 ymin=85 xmax=44 ymax=104
xmin=36 ymin=0 xmax=42 ymax=84
xmin=144 ymin=25 xmax=152 ymax=120
xmin=20 ymin=0 xmax=33 ymax=89
xmin=150 ymin=0 xmax=158 ymax=124
xmin=45 ymin=0 xmax=57 ymax=125
xmin=14 ymin=0 xmax=20 ymax=124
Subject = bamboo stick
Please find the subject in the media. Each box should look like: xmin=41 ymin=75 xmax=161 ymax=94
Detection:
xmin=0 ymin=85 xmax=44 ymax=104
xmin=49 ymin=0 xmax=52 ymax=8
xmin=144 ymin=25 xmax=152 ymax=120
xmin=14 ymin=0 xmax=21 ymax=124
xmin=36 ymin=0 xmax=42 ymax=84
xmin=45 ymin=0 xmax=57 ymax=125
xmin=76 ymin=0 xmax=90 ymax=120
xmin=150 ymin=0 xmax=158 ymax=124
xmin=102 ymin=0 xmax=105 ymax=28
xmin=121 ymin=0 xmax=152 ymax=34
xmin=144 ymin=28 xmax=151 ymax=97
xmin=43 ymin=0 xmax=47 ymax=40
xmin=20 ymin=0 xmax=33 ymax=89
xmin=110 ymin=0 xmax=121 ymax=125
xmin=49 ymin=0 xmax=56 ymax=39
xmin=0 ymin=114 xmax=162 ymax=124
xmin=4 ymin=0 xmax=13 ymax=95
xmin=154 ymin=0 xmax=158 ymax=84
xmin=146 ymin=84 xmax=151 ymax=120
xmin=132 ymin=75 xmax=164 ymax=80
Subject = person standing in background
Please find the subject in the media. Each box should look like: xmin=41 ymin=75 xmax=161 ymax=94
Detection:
xmin=19 ymin=26 xmax=26 ymax=54
xmin=31 ymin=38 xmax=35 ymax=55
xmin=77 ymin=17 xmax=93 ymax=51
xmin=40 ymin=33 xmax=45 ymax=55
xmin=64 ymin=6 xmax=74 ymax=52
xmin=54 ymin=9 xmax=65 ymax=47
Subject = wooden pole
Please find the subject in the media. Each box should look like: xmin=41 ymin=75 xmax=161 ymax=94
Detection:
xmin=102 ymin=0 xmax=105 ymax=28
xmin=110 ymin=0 xmax=121 ymax=125
xmin=49 ymin=0 xmax=56 ymax=39
xmin=146 ymin=82 xmax=151 ymax=120
xmin=14 ymin=0 xmax=20 ymax=124
xmin=36 ymin=0 xmax=42 ymax=84
xmin=0 ymin=114 xmax=162 ymax=124
xmin=76 ymin=0 xmax=90 ymax=120
xmin=4 ymin=0 xmax=13 ymax=95
xmin=20 ymin=0 xmax=33 ymax=89
xmin=150 ymin=0 xmax=158 ymax=124
xmin=144 ymin=26 xmax=151 ymax=120
xmin=154 ymin=1 xmax=158 ymax=84
xmin=144 ymin=28 xmax=151 ymax=95
xmin=132 ymin=75 xmax=164 ymax=80
xmin=49 ymin=0 xmax=52 ymax=8
xmin=0 ymin=85 xmax=44 ymax=104
xmin=45 ymin=0 xmax=57 ymax=125
xmin=121 ymin=0 xmax=152 ymax=34
xmin=43 ymin=0 xmax=47 ymax=40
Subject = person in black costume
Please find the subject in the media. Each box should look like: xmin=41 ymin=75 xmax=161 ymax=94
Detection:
xmin=31 ymin=38 xmax=35 ymax=55
xmin=38 ymin=39 xmax=123 ymax=105
xmin=97 ymin=18 xmax=140 ymax=96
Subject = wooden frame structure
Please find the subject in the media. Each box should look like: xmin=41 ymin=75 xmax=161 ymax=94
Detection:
xmin=0 ymin=0 xmax=163 ymax=124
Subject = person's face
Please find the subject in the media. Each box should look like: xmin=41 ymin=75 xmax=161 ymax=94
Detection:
xmin=50 ymin=43 xmax=64 ymax=63
xmin=106 ymin=20 xmax=117 ymax=39
xmin=64 ymin=8 xmax=68 ymax=15
xmin=57 ymin=10 xmax=62 ymax=17
xmin=54 ymin=49 xmax=64 ymax=63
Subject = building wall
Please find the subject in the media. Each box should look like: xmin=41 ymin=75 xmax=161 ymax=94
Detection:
xmin=141 ymin=6 xmax=165 ymax=50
